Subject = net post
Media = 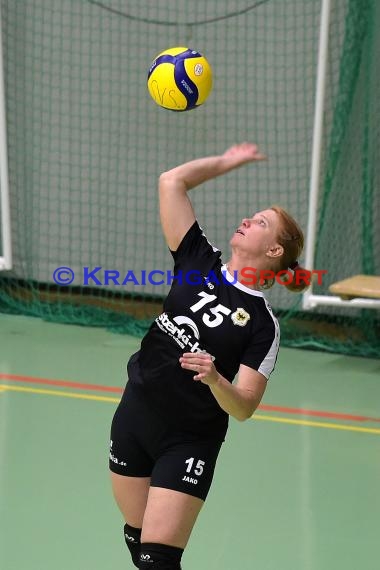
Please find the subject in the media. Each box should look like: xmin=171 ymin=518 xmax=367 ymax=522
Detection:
xmin=0 ymin=2 xmax=12 ymax=271
xmin=302 ymin=0 xmax=331 ymax=310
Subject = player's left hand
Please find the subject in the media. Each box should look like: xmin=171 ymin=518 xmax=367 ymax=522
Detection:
xmin=179 ymin=352 xmax=219 ymax=385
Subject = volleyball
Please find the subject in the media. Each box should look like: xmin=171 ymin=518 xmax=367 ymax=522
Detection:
xmin=147 ymin=47 xmax=213 ymax=111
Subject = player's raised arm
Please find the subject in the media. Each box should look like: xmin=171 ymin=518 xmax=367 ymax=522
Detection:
xmin=159 ymin=142 xmax=266 ymax=251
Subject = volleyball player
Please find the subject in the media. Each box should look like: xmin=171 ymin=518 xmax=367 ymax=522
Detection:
xmin=109 ymin=142 xmax=307 ymax=569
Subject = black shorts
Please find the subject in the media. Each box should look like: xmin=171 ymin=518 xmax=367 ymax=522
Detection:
xmin=109 ymin=383 xmax=223 ymax=501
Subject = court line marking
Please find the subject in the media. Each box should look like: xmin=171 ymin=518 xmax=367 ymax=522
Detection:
xmin=259 ymin=403 xmax=380 ymax=423
xmin=1 ymin=372 xmax=379 ymax=423
xmin=252 ymin=415 xmax=380 ymax=435
xmin=1 ymin=384 xmax=380 ymax=435
xmin=0 ymin=384 xmax=119 ymax=403
xmin=0 ymin=372 xmax=123 ymax=393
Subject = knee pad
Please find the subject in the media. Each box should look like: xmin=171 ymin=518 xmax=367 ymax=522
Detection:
xmin=124 ymin=522 xmax=142 ymax=568
xmin=139 ymin=542 xmax=183 ymax=569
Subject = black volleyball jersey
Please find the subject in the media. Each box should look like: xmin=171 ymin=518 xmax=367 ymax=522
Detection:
xmin=128 ymin=221 xmax=280 ymax=438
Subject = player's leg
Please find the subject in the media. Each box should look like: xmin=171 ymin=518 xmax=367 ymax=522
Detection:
xmin=110 ymin=473 xmax=151 ymax=567
xmin=139 ymin=488 xmax=203 ymax=569
xmin=111 ymin=473 xmax=150 ymax=528
xmin=109 ymin=385 xmax=155 ymax=567
xmin=138 ymin=436 xmax=223 ymax=568
xmin=142 ymin=487 xmax=203 ymax=548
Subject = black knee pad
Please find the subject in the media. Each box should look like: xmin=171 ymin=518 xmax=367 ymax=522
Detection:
xmin=124 ymin=522 xmax=142 ymax=568
xmin=139 ymin=542 xmax=183 ymax=569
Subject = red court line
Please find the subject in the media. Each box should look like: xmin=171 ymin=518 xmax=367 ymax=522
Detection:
xmin=0 ymin=373 xmax=123 ymax=394
xmin=1 ymin=372 xmax=379 ymax=423
xmin=259 ymin=404 xmax=380 ymax=423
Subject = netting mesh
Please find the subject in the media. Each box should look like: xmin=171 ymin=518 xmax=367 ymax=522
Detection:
xmin=0 ymin=0 xmax=379 ymax=357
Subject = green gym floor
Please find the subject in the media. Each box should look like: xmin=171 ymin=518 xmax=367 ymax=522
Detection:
xmin=0 ymin=314 xmax=379 ymax=570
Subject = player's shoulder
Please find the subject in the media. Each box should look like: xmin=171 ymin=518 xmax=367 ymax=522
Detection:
xmin=224 ymin=276 xmax=278 ymax=319
xmin=260 ymin=297 xmax=279 ymax=326
xmin=170 ymin=220 xmax=221 ymax=262
xmin=245 ymin=293 xmax=279 ymax=331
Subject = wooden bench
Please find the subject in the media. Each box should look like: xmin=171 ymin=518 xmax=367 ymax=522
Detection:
xmin=329 ymin=275 xmax=380 ymax=300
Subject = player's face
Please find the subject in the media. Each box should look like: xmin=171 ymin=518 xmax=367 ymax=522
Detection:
xmin=230 ymin=209 xmax=281 ymax=257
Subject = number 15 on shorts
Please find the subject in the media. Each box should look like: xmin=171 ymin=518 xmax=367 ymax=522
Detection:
xmin=185 ymin=457 xmax=205 ymax=476
xmin=182 ymin=456 xmax=210 ymax=489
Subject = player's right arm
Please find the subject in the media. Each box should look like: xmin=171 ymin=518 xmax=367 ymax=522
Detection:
xmin=159 ymin=142 xmax=266 ymax=251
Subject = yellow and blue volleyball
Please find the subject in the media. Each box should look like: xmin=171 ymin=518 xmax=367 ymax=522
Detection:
xmin=147 ymin=47 xmax=213 ymax=111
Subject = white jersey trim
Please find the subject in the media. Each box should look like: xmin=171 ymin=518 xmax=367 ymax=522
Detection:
xmin=258 ymin=298 xmax=281 ymax=379
xmin=198 ymin=224 xmax=220 ymax=253
xmin=221 ymin=263 xmax=264 ymax=297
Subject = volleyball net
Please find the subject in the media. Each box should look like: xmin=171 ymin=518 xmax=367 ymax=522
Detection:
xmin=0 ymin=0 xmax=379 ymax=357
